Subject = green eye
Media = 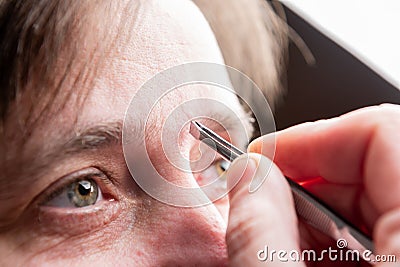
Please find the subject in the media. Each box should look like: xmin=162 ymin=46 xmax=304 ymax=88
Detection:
xmin=215 ymin=159 xmax=230 ymax=176
xmin=67 ymin=180 xmax=99 ymax=207
xmin=44 ymin=178 xmax=102 ymax=208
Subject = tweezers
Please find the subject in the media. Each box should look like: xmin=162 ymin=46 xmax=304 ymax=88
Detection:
xmin=190 ymin=120 xmax=374 ymax=255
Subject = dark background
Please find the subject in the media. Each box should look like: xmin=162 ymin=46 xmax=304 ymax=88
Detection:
xmin=274 ymin=6 xmax=400 ymax=130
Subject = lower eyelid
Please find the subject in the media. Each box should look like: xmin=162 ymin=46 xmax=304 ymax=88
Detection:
xmin=37 ymin=199 xmax=122 ymax=236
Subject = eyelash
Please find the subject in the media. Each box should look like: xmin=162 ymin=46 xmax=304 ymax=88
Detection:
xmin=39 ymin=168 xmax=114 ymax=206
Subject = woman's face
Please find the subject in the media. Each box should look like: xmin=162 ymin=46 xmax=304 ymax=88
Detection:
xmin=0 ymin=1 xmax=251 ymax=266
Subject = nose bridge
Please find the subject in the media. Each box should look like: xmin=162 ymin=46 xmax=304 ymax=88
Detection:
xmin=143 ymin=114 xmax=195 ymax=187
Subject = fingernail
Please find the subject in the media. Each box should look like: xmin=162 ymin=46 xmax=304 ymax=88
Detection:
xmin=247 ymin=133 xmax=275 ymax=159
xmin=248 ymin=155 xmax=271 ymax=193
xmin=226 ymin=155 xmax=257 ymax=194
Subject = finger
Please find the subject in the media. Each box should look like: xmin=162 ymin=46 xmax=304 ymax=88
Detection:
xmin=248 ymin=104 xmax=400 ymax=214
xmin=225 ymin=153 xmax=304 ymax=267
xmin=374 ymin=207 xmax=400 ymax=267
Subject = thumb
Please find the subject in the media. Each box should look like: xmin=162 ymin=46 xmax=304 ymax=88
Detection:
xmin=225 ymin=153 xmax=304 ymax=267
xmin=373 ymin=207 xmax=400 ymax=266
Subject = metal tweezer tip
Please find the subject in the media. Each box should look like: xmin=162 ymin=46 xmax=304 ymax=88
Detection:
xmin=189 ymin=121 xmax=202 ymax=140
xmin=189 ymin=120 xmax=244 ymax=161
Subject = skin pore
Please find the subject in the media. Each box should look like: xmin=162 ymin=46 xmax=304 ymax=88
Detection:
xmin=0 ymin=0 xmax=253 ymax=266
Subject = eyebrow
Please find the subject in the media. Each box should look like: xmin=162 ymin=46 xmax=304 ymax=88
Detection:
xmin=63 ymin=121 xmax=123 ymax=153
xmin=62 ymin=111 xmax=254 ymax=155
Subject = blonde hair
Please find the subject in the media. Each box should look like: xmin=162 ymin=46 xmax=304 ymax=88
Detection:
xmin=194 ymin=0 xmax=288 ymax=110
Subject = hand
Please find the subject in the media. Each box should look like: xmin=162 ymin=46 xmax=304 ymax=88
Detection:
xmin=225 ymin=104 xmax=400 ymax=266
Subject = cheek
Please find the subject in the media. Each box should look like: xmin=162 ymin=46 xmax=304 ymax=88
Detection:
xmin=14 ymin=200 xmax=228 ymax=266
xmin=118 ymin=160 xmax=228 ymax=264
xmin=113 ymin=155 xmax=228 ymax=265
xmin=126 ymin=154 xmax=228 ymax=251
xmin=131 ymin=202 xmax=228 ymax=265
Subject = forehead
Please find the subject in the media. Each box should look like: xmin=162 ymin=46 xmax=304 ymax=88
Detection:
xmin=78 ymin=0 xmax=241 ymax=133
xmin=74 ymin=0 xmax=230 ymax=125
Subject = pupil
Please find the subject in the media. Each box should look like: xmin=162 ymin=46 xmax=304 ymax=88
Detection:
xmin=78 ymin=181 xmax=92 ymax=196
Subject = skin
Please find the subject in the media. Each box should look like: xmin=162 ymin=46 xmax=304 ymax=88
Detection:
xmin=0 ymin=0 xmax=250 ymax=266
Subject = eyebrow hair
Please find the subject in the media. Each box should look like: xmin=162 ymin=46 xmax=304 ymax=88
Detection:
xmin=63 ymin=121 xmax=123 ymax=153
xmin=62 ymin=111 xmax=254 ymax=156
xmin=35 ymin=109 xmax=254 ymax=177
